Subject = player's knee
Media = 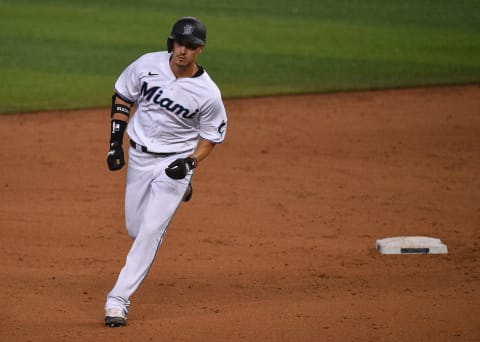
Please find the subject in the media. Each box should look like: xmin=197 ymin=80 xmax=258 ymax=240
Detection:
xmin=125 ymin=219 xmax=140 ymax=239
xmin=127 ymin=230 xmax=138 ymax=240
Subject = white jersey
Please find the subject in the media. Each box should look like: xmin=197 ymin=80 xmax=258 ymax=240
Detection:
xmin=114 ymin=51 xmax=227 ymax=153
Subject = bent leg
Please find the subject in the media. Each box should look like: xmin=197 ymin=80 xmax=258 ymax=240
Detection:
xmin=105 ymin=176 xmax=189 ymax=313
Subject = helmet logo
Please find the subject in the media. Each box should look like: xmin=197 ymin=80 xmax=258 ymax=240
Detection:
xmin=183 ymin=24 xmax=195 ymax=35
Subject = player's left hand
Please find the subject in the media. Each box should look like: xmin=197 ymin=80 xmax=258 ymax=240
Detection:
xmin=165 ymin=157 xmax=196 ymax=179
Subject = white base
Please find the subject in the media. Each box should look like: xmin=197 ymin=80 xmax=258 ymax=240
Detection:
xmin=376 ymin=236 xmax=448 ymax=254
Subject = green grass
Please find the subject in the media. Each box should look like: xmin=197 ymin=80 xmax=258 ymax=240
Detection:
xmin=0 ymin=0 xmax=479 ymax=113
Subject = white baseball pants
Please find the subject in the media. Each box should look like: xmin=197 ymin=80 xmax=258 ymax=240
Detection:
xmin=105 ymin=146 xmax=192 ymax=315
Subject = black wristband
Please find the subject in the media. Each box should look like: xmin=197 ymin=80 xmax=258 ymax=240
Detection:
xmin=110 ymin=119 xmax=127 ymax=145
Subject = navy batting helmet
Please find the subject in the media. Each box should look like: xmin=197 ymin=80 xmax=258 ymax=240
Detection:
xmin=167 ymin=17 xmax=206 ymax=53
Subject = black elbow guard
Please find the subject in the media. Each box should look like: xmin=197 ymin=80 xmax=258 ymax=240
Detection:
xmin=111 ymin=94 xmax=131 ymax=118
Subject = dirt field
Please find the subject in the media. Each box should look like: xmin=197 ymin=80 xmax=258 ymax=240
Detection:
xmin=1 ymin=85 xmax=479 ymax=341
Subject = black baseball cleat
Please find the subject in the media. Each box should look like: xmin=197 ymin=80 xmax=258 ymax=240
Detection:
xmin=183 ymin=182 xmax=193 ymax=202
xmin=105 ymin=316 xmax=126 ymax=327
xmin=105 ymin=308 xmax=127 ymax=327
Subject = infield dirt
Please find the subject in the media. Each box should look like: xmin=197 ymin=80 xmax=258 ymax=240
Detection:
xmin=1 ymin=85 xmax=479 ymax=341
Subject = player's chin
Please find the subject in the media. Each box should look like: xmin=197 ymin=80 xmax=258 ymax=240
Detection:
xmin=174 ymin=59 xmax=192 ymax=68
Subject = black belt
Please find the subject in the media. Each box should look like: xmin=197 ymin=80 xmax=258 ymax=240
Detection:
xmin=130 ymin=140 xmax=179 ymax=157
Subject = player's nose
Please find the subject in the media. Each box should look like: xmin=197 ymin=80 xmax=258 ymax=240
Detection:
xmin=177 ymin=45 xmax=187 ymax=54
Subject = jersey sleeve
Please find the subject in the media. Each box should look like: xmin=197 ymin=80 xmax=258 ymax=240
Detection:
xmin=114 ymin=57 xmax=142 ymax=103
xmin=199 ymin=95 xmax=227 ymax=144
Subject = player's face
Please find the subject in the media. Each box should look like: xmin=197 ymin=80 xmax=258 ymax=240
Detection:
xmin=171 ymin=40 xmax=203 ymax=68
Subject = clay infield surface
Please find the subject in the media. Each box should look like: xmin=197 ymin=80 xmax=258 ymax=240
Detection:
xmin=0 ymin=86 xmax=479 ymax=341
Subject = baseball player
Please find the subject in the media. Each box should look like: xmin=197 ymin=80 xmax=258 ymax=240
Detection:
xmin=104 ymin=16 xmax=227 ymax=327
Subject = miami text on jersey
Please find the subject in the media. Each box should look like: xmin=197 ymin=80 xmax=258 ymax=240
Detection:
xmin=140 ymin=81 xmax=199 ymax=119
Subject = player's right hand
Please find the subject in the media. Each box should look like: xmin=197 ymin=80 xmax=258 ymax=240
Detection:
xmin=107 ymin=142 xmax=125 ymax=171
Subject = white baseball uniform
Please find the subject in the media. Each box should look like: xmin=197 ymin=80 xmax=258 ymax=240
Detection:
xmin=105 ymin=51 xmax=227 ymax=315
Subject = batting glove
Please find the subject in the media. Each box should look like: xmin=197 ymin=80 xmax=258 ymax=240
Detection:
xmin=165 ymin=156 xmax=197 ymax=179
xmin=107 ymin=141 xmax=125 ymax=171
